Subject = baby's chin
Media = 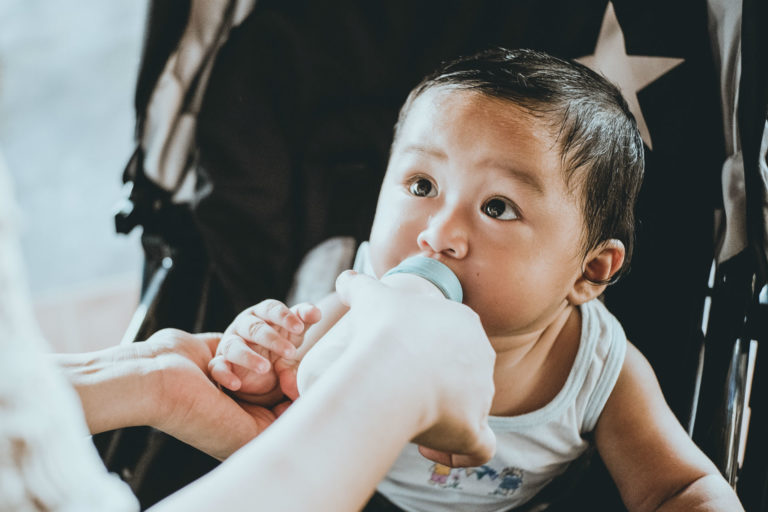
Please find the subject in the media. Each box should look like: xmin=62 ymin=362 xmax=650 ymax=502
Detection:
xmin=483 ymin=326 xmax=538 ymax=353
xmin=468 ymin=300 xmax=531 ymax=336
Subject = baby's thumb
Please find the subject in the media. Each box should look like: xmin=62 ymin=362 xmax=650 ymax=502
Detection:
xmin=335 ymin=270 xmax=383 ymax=307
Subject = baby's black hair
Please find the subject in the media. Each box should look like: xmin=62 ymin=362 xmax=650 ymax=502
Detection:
xmin=393 ymin=48 xmax=645 ymax=283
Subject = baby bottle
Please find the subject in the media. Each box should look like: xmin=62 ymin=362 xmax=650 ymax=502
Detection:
xmin=296 ymin=255 xmax=463 ymax=395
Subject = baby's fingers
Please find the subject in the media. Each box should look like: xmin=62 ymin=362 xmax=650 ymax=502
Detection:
xmin=218 ymin=335 xmax=272 ymax=373
xmin=230 ymin=316 xmax=298 ymax=360
xmin=288 ymin=302 xmax=322 ymax=336
xmin=251 ymin=299 xmax=305 ymax=335
xmin=208 ymin=356 xmax=241 ymax=391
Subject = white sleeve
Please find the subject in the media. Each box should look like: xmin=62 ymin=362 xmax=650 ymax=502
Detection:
xmin=0 ymin=157 xmax=138 ymax=512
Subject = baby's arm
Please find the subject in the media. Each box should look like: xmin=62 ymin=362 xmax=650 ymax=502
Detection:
xmin=594 ymin=342 xmax=743 ymax=511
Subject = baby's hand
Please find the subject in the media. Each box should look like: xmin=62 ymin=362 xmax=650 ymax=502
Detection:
xmin=209 ymin=300 xmax=321 ymax=405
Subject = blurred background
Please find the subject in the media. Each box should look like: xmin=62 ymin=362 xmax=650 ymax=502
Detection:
xmin=0 ymin=0 xmax=148 ymax=352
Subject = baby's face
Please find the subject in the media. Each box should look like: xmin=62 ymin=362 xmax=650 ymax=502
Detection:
xmin=369 ymin=87 xmax=587 ymax=338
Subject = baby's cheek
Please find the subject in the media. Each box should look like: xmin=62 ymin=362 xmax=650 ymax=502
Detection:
xmin=467 ymin=291 xmax=520 ymax=334
xmin=369 ymin=258 xmax=389 ymax=279
xmin=365 ymin=242 xmax=392 ymax=278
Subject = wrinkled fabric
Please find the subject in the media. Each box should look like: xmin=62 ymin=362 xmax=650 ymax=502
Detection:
xmin=708 ymin=0 xmax=749 ymax=264
xmin=142 ymin=0 xmax=256 ymax=202
xmin=0 ymin=156 xmax=137 ymax=512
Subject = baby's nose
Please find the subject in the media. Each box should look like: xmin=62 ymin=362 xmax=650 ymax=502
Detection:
xmin=417 ymin=211 xmax=469 ymax=259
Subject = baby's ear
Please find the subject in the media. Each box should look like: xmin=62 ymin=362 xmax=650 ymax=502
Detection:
xmin=567 ymin=239 xmax=625 ymax=305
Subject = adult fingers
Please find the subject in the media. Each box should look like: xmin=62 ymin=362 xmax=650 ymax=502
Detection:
xmin=418 ymin=422 xmax=496 ymax=468
xmin=191 ymin=331 xmax=224 ymax=355
xmin=446 ymin=422 xmax=496 ymax=468
xmin=417 ymin=446 xmax=454 ymax=467
xmin=275 ymin=358 xmax=300 ymax=400
xmin=271 ymin=400 xmax=293 ymax=418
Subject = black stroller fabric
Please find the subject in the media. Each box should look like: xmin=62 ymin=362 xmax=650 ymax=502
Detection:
xmin=194 ymin=0 xmax=721 ymax=422
xmin=102 ymin=0 xmax=767 ymax=510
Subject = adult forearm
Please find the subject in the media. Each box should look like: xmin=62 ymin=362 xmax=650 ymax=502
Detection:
xmin=656 ymin=474 xmax=744 ymax=512
xmin=53 ymin=345 xmax=158 ymax=434
xmin=151 ymin=349 xmax=428 ymax=512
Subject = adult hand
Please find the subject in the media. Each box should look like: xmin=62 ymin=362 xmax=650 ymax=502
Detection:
xmin=137 ymin=329 xmax=284 ymax=458
xmin=62 ymin=329 xmax=287 ymax=460
xmin=333 ymin=270 xmax=497 ymax=467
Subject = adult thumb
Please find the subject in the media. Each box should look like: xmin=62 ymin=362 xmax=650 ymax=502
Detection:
xmin=335 ymin=269 xmax=383 ymax=307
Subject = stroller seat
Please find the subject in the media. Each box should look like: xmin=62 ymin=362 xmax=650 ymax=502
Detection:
xmin=101 ymin=1 xmax=767 ymax=510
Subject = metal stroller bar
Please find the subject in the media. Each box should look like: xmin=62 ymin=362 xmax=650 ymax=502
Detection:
xmin=691 ymin=250 xmax=761 ymax=483
xmin=693 ymin=0 xmax=768 ymax=508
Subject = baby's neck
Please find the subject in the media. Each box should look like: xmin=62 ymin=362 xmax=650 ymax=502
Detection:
xmin=488 ymin=304 xmax=581 ymax=416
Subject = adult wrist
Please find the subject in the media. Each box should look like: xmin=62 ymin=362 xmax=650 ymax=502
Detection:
xmin=126 ymin=342 xmax=176 ymax=430
xmin=55 ymin=345 xmax=161 ymax=433
xmin=340 ymin=334 xmax=440 ymax=435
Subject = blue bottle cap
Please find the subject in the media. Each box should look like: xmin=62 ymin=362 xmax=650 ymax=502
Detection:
xmin=382 ymin=255 xmax=463 ymax=302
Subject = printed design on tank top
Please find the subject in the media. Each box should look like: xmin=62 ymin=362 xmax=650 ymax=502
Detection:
xmin=427 ymin=463 xmax=525 ymax=496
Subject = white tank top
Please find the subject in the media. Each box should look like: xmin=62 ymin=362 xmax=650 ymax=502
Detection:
xmin=379 ymin=298 xmax=626 ymax=511
xmin=355 ymin=242 xmax=627 ymax=512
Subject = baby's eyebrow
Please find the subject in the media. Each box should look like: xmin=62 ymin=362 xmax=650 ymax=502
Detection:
xmin=399 ymin=144 xmax=545 ymax=195
xmin=401 ymin=144 xmax=447 ymax=160
xmin=480 ymin=158 xmax=545 ymax=195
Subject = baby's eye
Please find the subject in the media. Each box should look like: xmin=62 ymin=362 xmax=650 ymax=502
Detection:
xmin=482 ymin=197 xmax=520 ymax=220
xmin=409 ymin=178 xmax=437 ymax=197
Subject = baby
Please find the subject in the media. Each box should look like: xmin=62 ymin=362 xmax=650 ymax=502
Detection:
xmin=209 ymin=48 xmax=741 ymax=511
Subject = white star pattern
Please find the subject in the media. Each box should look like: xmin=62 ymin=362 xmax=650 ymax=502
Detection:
xmin=576 ymin=2 xmax=684 ymax=150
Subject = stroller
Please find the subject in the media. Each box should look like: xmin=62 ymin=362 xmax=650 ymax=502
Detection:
xmin=98 ymin=0 xmax=768 ymax=510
